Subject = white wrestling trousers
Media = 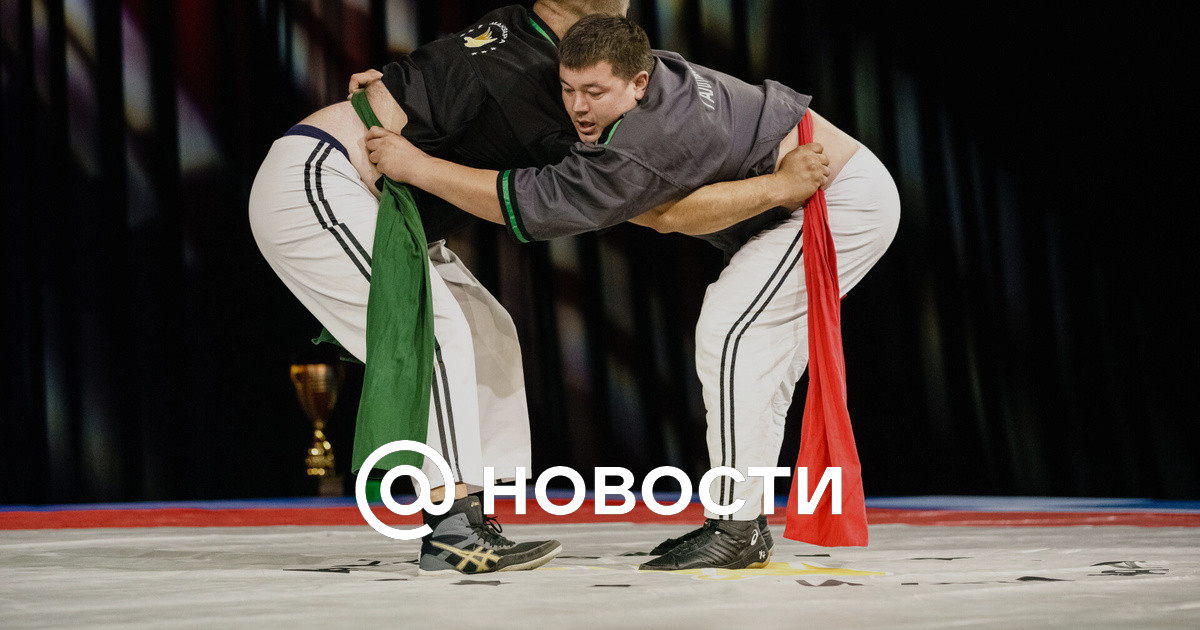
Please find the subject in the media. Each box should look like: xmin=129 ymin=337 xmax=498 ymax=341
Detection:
xmin=248 ymin=132 xmax=531 ymax=490
xmin=697 ymin=144 xmax=900 ymax=521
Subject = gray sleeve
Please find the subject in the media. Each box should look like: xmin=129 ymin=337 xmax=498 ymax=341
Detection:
xmin=495 ymin=145 xmax=684 ymax=242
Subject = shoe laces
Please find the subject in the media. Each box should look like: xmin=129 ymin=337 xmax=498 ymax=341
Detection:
xmin=473 ymin=515 xmax=515 ymax=547
xmin=670 ymin=520 xmax=721 ymax=555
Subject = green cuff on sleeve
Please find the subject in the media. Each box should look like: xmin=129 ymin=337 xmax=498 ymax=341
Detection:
xmin=498 ymin=169 xmax=532 ymax=243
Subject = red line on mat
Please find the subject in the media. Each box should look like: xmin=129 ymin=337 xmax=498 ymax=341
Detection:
xmin=864 ymin=509 xmax=1200 ymax=528
xmin=4 ymin=502 xmax=1199 ymax=530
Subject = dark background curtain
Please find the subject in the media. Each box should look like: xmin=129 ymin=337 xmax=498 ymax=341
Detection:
xmin=3 ymin=0 xmax=1196 ymax=504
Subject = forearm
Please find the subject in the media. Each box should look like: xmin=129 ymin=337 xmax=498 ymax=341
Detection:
xmin=365 ymin=80 xmax=408 ymax=133
xmin=637 ymin=141 xmax=829 ymax=235
xmin=637 ymin=175 xmax=788 ymax=235
xmin=403 ymin=156 xmax=504 ymax=225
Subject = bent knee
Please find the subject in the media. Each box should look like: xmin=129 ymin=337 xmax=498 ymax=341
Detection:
xmin=874 ymin=173 xmax=901 ymax=251
xmin=694 ymin=305 xmax=735 ymax=363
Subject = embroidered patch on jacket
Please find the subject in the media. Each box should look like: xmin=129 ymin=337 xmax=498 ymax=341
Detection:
xmin=463 ymin=22 xmax=509 ymax=55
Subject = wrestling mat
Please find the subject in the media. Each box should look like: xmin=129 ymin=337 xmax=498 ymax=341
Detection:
xmin=3 ymin=496 xmax=1198 ymax=628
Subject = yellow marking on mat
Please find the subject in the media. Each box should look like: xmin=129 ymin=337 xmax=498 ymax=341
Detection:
xmin=652 ymin=561 xmax=885 ymax=581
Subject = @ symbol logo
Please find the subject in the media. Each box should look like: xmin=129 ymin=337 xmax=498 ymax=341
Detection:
xmin=354 ymin=440 xmax=454 ymax=540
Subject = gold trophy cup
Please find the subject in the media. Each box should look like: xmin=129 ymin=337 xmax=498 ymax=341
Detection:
xmin=290 ymin=363 xmax=345 ymax=496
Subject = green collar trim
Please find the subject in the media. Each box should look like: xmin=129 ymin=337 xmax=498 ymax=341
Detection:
xmin=529 ymin=16 xmax=556 ymax=46
xmin=600 ymin=117 xmax=624 ymax=145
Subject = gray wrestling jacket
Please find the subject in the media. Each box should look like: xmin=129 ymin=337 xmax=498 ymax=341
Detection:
xmin=496 ymin=50 xmax=812 ymax=254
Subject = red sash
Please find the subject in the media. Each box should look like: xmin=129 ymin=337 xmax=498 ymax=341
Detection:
xmin=783 ymin=112 xmax=869 ymax=546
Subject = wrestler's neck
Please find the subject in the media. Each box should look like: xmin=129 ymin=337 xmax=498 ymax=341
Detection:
xmin=531 ymin=1 xmax=577 ymax=40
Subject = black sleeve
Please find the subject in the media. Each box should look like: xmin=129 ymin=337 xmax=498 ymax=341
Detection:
xmin=380 ymin=41 xmax=487 ymax=152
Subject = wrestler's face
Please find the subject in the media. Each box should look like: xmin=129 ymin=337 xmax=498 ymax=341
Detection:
xmin=560 ymin=61 xmax=648 ymax=142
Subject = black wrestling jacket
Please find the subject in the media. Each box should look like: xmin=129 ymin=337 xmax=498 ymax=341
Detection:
xmin=381 ymin=4 xmax=577 ymax=241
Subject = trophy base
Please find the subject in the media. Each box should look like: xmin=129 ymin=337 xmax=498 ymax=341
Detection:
xmin=312 ymin=473 xmax=345 ymax=497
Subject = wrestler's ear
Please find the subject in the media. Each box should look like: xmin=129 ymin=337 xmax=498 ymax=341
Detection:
xmin=631 ymin=70 xmax=650 ymax=100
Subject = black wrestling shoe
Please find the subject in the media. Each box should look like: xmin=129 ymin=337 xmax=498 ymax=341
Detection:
xmin=640 ymin=518 xmax=771 ymax=571
xmin=649 ymin=514 xmax=774 ymax=555
xmin=418 ymin=495 xmax=561 ymax=574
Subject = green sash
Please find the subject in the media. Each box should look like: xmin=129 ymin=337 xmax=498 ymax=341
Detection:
xmin=320 ymin=91 xmax=434 ymax=473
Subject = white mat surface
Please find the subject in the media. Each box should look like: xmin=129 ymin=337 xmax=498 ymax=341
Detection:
xmin=2 ymin=523 xmax=1198 ymax=629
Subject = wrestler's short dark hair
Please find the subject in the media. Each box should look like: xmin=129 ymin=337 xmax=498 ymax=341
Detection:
xmin=559 ymin=14 xmax=654 ymax=81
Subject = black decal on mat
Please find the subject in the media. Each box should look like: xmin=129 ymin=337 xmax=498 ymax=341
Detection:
xmin=454 ymin=579 xmax=504 ymax=586
xmin=592 ymin=584 xmax=632 ymax=588
xmin=282 ymin=559 xmax=392 ymax=574
xmin=797 ymin=579 xmax=862 ymax=587
xmin=1016 ymin=576 xmax=1069 ymax=582
xmin=1088 ymin=561 xmax=1167 ymax=576
xmin=1089 ymin=569 xmax=1168 ymax=577
xmin=912 ymin=557 xmax=969 ymax=561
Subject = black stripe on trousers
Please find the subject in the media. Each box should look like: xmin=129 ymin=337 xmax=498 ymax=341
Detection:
xmin=716 ymin=227 xmax=803 ymax=517
xmin=429 ymin=340 xmax=461 ymax=483
xmin=434 ymin=342 xmax=463 ymax=482
xmin=303 ymin=142 xmax=371 ymax=281
xmin=429 ymin=345 xmax=455 ymax=482
xmin=311 ymin=142 xmax=373 ymax=267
